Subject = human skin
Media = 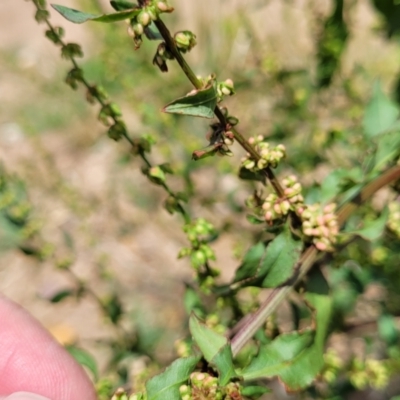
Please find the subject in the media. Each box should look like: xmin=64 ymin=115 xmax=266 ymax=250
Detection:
xmin=0 ymin=294 xmax=97 ymax=400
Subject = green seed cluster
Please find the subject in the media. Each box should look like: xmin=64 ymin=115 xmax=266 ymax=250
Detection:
xmin=179 ymin=218 xmax=217 ymax=269
xmin=387 ymin=201 xmax=400 ymax=238
xmin=241 ymin=135 xmax=286 ymax=171
xmin=177 ymin=219 xmax=220 ymax=292
xmin=349 ymin=358 xmax=389 ymax=390
xmin=180 ymin=372 xmax=242 ymax=400
xmin=174 ymin=31 xmax=197 ymax=53
xmin=321 ymin=349 xmax=344 ymax=384
xmin=217 ymin=79 xmax=235 ymax=99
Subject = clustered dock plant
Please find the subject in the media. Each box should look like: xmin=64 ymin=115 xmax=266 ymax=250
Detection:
xmin=13 ymin=0 xmax=400 ymax=398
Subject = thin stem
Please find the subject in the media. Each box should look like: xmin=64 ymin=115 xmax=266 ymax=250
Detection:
xmin=38 ymin=6 xmax=190 ymax=223
xmin=230 ymin=164 xmax=400 ymax=356
xmin=154 ymin=19 xmax=286 ymax=198
xmin=154 ymin=19 xmax=203 ymax=90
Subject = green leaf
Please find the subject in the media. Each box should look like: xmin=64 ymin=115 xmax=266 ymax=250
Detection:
xmin=260 ymin=227 xmax=303 ymax=288
xmin=238 ymin=167 xmax=266 ymax=183
xmin=163 ymin=84 xmax=218 ymax=119
xmin=144 ymin=24 xmax=163 ymax=40
xmin=372 ymin=129 xmax=400 ymax=172
xmin=241 ymin=330 xmax=315 ymax=381
xmin=146 ymin=355 xmax=201 ymax=400
xmin=345 ymin=207 xmax=389 ymax=241
xmin=305 ymin=268 xmax=330 ymax=296
xmin=242 ymin=293 xmax=332 ymax=390
xmin=184 ymin=286 xmax=205 ymax=317
xmin=51 ymin=4 xmax=140 ymax=24
xmin=189 ymin=315 xmax=237 ymax=385
xmin=66 ymin=346 xmax=98 ymax=380
xmin=110 ymin=0 xmax=136 ymax=11
xmin=233 ymin=228 xmax=302 ymax=288
xmin=189 ymin=314 xmax=226 ymax=361
xmin=363 ymin=81 xmax=399 ymax=138
xmin=211 ymin=343 xmax=237 ymax=386
xmin=233 ymin=242 xmax=266 ymax=283
xmin=241 ymin=385 xmax=270 ymax=398
xmin=319 ymin=169 xmax=344 ymax=203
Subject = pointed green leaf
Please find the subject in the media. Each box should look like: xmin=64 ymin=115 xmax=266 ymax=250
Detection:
xmin=233 ymin=228 xmax=303 ymax=288
xmin=189 ymin=315 xmax=237 ymax=385
xmin=241 ymin=330 xmax=315 ymax=381
xmin=305 ymin=268 xmax=330 ymax=296
xmin=146 ymin=355 xmax=201 ymax=400
xmin=66 ymin=346 xmax=98 ymax=380
xmin=211 ymin=344 xmax=237 ymax=386
xmin=163 ymin=84 xmax=218 ymax=119
xmin=345 ymin=207 xmax=389 ymax=241
xmin=241 ymin=385 xmax=270 ymax=398
xmin=233 ymin=242 xmax=266 ymax=283
xmin=238 ymin=166 xmax=266 ymax=183
xmin=110 ymin=0 xmax=136 ymax=11
xmin=363 ymin=81 xmax=399 ymax=138
xmin=242 ymin=293 xmax=332 ymax=390
xmin=189 ymin=314 xmax=226 ymax=361
xmin=260 ymin=227 xmax=303 ymax=288
xmin=51 ymin=4 xmax=140 ymax=24
xmin=372 ymin=129 xmax=400 ymax=172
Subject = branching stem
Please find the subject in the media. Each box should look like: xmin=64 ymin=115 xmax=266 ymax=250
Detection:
xmin=230 ymin=164 xmax=400 ymax=356
xmin=154 ymin=19 xmax=285 ymax=198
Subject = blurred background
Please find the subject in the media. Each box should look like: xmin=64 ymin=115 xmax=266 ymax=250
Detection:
xmin=1 ymin=0 xmax=400 ymax=398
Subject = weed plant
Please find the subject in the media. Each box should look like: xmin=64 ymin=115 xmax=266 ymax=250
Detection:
xmin=1 ymin=0 xmax=400 ymax=398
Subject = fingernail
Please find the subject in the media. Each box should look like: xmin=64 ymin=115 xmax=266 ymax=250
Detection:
xmin=4 ymin=392 xmax=52 ymax=400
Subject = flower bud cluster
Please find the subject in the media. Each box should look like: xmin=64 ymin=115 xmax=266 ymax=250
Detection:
xmin=174 ymin=30 xmax=197 ymax=53
xmin=127 ymin=1 xmax=174 ymax=48
xmin=387 ymin=201 xmax=400 ymax=238
xmin=261 ymin=175 xmax=304 ymax=223
xmin=245 ymin=174 xmax=339 ymax=251
xmin=349 ymin=358 xmax=389 ymax=390
xmin=217 ymin=79 xmax=235 ymax=99
xmin=180 ymin=373 xmax=242 ymax=400
xmin=300 ymin=202 xmax=338 ymax=251
xmin=241 ymin=135 xmax=286 ymax=171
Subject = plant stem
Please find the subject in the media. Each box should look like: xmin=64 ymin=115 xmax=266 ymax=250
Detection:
xmin=39 ymin=7 xmax=190 ymax=223
xmin=230 ymin=164 xmax=400 ymax=356
xmin=154 ymin=18 xmax=285 ymax=198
